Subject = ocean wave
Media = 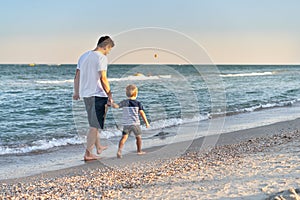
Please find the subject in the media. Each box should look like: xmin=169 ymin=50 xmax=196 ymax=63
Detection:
xmin=0 ymin=137 xmax=84 ymax=155
xmin=35 ymin=80 xmax=74 ymax=84
xmin=5 ymin=98 xmax=295 ymax=156
xmin=0 ymin=115 xmax=208 ymax=155
xmin=109 ymin=75 xmax=171 ymax=82
xmin=0 ymin=99 xmax=297 ymax=156
xmin=35 ymin=75 xmax=171 ymax=85
xmin=144 ymin=114 xmax=208 ymax=130
xmin=100 ymin=114 xmax=209 ymax=139
xmin=220 ymin=71 xmax=275 ymax=77
xmin=229 ymin=100 xmax=297 ymax=115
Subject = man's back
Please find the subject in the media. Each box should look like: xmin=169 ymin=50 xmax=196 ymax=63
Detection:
xmin=77 ymin=51 xmax=108 ymax=98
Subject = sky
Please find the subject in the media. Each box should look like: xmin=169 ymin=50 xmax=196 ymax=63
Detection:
xmin=0 ymin=0 xmax=300 ymax=64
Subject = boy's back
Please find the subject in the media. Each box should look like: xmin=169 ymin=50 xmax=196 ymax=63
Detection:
xmin=118 ymin=99 xmax=144 ymax=126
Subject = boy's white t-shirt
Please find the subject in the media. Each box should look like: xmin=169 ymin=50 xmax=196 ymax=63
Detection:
xmin=77 ymin=51 xmax=108 ymax=98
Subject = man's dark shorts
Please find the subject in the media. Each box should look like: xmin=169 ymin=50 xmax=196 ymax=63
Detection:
xmin=83 ymin=96 xmax=108 ymax=129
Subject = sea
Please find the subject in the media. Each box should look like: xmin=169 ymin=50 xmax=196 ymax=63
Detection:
xmin=1 ymin=64 xmax=300 ymax=179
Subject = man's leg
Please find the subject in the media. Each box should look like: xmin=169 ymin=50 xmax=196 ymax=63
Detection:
xmin=117 ymin=134 xmax=128 ymax=158
xmin=95 ymin=97 xmax=109 ymax=154
xmin=84 ymin=127 xmax=99 ymax=161
xmin=83 ymin=97 xmax=100 ymax=161
xmin=96 ymin=130 xmax=108 ymax=154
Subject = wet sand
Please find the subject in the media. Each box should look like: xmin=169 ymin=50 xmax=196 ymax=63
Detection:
xmin=1 ymin=118 xmax=300 ymax=199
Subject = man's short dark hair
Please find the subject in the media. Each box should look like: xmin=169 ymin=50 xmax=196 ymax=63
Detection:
xmin=97 ymin=36 xmax=115 ymax=48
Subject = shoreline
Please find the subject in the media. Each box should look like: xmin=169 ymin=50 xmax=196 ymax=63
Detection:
xmin=1 ymin=97 xmax=300 ymax=181
xmin=2 ymin=103 xmax=300 ymax=181
xmin=1 ymin=118 xmax=300 ymax=199
xmin=3 ymin=117 xmax=300 ymax=183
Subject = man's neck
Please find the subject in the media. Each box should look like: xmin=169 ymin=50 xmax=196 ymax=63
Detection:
xmin=93 ymin=47 xmax=105 ymax=55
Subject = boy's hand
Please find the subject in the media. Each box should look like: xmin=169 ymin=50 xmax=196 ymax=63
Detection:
xmin=111 ymin=102 xmax=119 ymax=109
xmin=146 ymin=123 xmax=150 ymax=128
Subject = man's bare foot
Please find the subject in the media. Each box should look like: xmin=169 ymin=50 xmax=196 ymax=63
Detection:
xmin=117 ymin=151 xmax=122 ymax=159
xmin=84 ymin=154 xmax=101 ymax=161
xmin=97 ymin=146 xmax=108 ymax=154
xmin=137 ymin=151 xmax=146 ymax=155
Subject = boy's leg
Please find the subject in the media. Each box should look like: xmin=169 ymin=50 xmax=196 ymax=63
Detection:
xmin=117 ymin=134 xmax=128 ymax=158
xmin=132 ymin=125 xmax=145 ymax=155
xmin=136 ymin=135 xmax=145 ymax=154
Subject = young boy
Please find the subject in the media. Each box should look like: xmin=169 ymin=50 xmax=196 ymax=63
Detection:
xmin=112 ymin=84 xmax=150 ymax=158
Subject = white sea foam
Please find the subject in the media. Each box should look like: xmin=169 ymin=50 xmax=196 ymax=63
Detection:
xmin=1 ymin=99 xmax=296 ymax=156
xmin=220 ymin=71 xmax=274 ymax=77
xmin=0 ymin=137 xmax=84 ymax=155
xmin=100 ymin=114 xmax=209 ymax=139
xmin=35 ymin=75 xmax=171 ymax=85
xmin=36 ymin=79 xmax=74 ymax=84
xmin=109 ymin=75 xmax=171 ymax=82
xmin=144 ymin=114 xmax=208 ymax=130
xmin=0 ymin=115 xmax=208 ymax=155
xmin=240 ymin=100 xmax=296 ymax=113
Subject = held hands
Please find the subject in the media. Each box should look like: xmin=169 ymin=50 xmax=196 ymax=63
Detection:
xmin=107 ymin=91 xmax=113 ymax=106
xmin=107 ymin=97 xmax=114 ymax=106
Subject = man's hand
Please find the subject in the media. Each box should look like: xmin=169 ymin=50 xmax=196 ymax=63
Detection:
xmin=107 ymin=97 xmax=113 ymax=106
xmin=73 ymin=93 xmax=80 ymax=100
xmin=146 ymin=123 xmax=150 ymax=128
xmin=73 ymin=69 xmax=80 ymax=100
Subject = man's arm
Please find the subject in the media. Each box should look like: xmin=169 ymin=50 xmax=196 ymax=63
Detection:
xmin=73 ymin=69 xmax=80 ymax=100
xmin=139 ymin=110 xmax=150 ymax=128
xmin=99 ymin=70 xmax=113 ymax=103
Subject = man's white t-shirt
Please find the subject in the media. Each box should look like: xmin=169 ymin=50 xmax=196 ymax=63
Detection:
xmin=77 ymin=51 xmax=108 ymax=98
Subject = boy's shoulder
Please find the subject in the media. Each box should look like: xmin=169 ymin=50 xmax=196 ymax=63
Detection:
xmin=119 ymin=99 xmax=142 ymax=107
xmin=120 ymin=99 xmax=141 ymax=102
xmin=129 ymin=99 xmax=142 ymax=105
xmin=130 ymin=99 xmax=141 ymax=103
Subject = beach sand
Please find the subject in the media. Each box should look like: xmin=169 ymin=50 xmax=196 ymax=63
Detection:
xmin=1 ymin=119 xmax=300 ymax=199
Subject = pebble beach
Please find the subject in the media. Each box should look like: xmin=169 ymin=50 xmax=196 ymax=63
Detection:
xmin=1 ymin=119 xmax=300 ymax=199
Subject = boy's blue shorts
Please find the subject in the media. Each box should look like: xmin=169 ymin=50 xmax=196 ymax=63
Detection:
xmin=122 ymin=125 xmax=142 ymax=136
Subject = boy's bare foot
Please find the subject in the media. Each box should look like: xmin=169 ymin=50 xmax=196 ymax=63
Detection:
xmin=84 ymin=154 xmax=101 ymax=161
xmin=137 ymin=151 xmax=146 ymax=155
xmin=97 ymin=145 xmax=108 ymax=154
xmin=117 ymin=151 xmax=122 ymax=159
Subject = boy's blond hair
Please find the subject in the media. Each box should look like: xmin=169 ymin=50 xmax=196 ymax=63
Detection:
xmin=126 ymin=84 xmax=138 ymax=98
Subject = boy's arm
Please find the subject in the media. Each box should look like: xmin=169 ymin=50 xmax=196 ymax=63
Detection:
xmin=111 ymin=103 xmax=120 ymax=109
xmin=73 ymin=69 xmax=80 ymax=100
xmin=99 ymin=70 xmax=113 ymax=104
xmin=139 ymin=110 xmax=150 ymax=128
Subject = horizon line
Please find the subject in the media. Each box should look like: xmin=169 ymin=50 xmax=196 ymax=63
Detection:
xmin=1 ymin=63 xmax=300 ymax=66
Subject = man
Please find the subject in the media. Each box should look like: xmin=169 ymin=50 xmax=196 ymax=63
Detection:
xmin=73 ymin=36 xmax=114 ymax=161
